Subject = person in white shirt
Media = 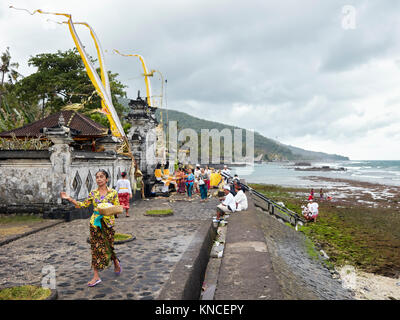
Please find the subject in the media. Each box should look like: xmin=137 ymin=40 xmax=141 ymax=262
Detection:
xmin=115 ymin=172 xmax=132 ymax=217
xmin=216 ymin=185 xmax=236 ymax=220
xmin=307 ymin=199 xmax=319 ymax=222
xmin=234 ymin=184 xmax=248 ymax=211
xmin=233 ymin=174 xmax=240 ymax=183
xmin=194 ymin=164 xmax=201 ymax=193
xmin=221 ymin=165 xmax=231 ymax=181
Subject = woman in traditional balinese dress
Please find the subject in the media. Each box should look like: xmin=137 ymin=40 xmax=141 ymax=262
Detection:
xmin=204 ymin=165 xmax=211 ymax=191
xmin=115 ymin=172 xmax=132 ymax=217
xmin=60 ymin=169 xmax=122 ymax=287
xmin=176 ymin=168 xmax=186 ymax=194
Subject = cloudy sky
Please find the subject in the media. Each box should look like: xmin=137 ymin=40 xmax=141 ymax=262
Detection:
xmin=1 ymin=0 xmax=400 ymax=160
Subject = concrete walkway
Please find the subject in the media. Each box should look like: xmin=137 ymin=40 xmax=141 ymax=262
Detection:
xmin=214 ymin=196 xmax=283 ymax=299
xmin=213 ymin=192 xmax=354 ymax=300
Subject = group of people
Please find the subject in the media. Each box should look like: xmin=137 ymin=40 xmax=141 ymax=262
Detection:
xmin=302 ymin=199 xmax=319 ymax=222
xmin=308 ymin=188 xmax=332 ymax=202
xmin=175 ymin=164 xmax=231 ymax=201
xmin=303 ymin=188 xmax=323 ymax=222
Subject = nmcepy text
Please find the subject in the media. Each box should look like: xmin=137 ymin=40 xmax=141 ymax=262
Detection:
xmin=155 ymin=304 xmax=245 ymax=317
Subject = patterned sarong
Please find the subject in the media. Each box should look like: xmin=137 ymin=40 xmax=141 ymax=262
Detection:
xmin=177 ymin=180 xmax=186 ymax=193
xmin=118 ymin=192 xmax=130 ymax=209
xmin=89 ymin=221 xmax=116 ymax=270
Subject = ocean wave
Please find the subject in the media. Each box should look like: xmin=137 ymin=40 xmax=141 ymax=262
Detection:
xmin=347 ymin=167 xmax=363 ymax=170
xmin=382 ymin=171 xmax=400 ymax=175
xmin=360 ymin=175 xmax=385 ymax=179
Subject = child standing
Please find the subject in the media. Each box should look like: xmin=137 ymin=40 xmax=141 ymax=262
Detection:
xmin=115 ymin=172 xmax=132 ymax=217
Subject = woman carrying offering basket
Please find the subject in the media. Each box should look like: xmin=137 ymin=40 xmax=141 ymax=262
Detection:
xmin=60 ymin=169 xmax=123 ymax=287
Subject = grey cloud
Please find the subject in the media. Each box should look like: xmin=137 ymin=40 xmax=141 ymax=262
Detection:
xmin=2 ymin=0 xmax=400 ymax=158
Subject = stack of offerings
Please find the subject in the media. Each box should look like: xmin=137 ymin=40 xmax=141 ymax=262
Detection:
xmin=97 ymin=203 xmax=124 ymax=216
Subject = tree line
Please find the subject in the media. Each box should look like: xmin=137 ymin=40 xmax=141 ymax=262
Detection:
xmin=0 ymin=47 xmax=130 ymax=133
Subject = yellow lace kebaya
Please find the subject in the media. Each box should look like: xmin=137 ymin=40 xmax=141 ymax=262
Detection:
xmin=76 ymin=188 xmax=120 ymax=228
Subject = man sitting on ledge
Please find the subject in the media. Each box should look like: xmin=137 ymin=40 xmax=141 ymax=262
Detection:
xmin=216 ymin=185 xmax=236 ymax=221
xmin=234 ymin=183 xmax=248 ymax=211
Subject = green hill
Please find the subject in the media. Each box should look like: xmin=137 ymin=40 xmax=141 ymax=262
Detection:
xmin=153 ymin=108 xmax=349 ymax=161
xmin=119 ymin=98 xmax=348 ymax=161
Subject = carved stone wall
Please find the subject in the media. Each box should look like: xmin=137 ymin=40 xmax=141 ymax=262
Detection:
xmin=0 ymin=156 xmax=53 ymax=204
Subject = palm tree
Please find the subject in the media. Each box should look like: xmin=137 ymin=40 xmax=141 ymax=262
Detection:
xmin=1 ymin=47 xmax=21 ymax=85
xmin=0 ymin=47 xmax=22 ymax=107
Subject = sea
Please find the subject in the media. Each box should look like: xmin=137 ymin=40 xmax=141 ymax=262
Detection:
xmin=231 ymin=160 xmax=400 ymax=188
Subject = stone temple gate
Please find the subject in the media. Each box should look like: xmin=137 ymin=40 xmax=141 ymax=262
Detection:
xmin=0 ymin=93 xmax=164 ymax=218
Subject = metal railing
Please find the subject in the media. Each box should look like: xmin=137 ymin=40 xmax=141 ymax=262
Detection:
xmin=248 ymin=187 xmax=306 ymax=226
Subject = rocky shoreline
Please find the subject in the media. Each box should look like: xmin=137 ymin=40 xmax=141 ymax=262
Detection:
xmin=303 ymin=176 xmax=400 ymax=210
xmin=251 ymin=178 xmax=400 ymax=300
xmin=294 ymin=166 xmax=346 ymax=172
xmin=303 ymin=176 xmax=400 ymax=300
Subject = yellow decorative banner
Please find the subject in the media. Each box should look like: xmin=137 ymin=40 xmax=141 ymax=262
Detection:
xmin=113 ymin=49 xmax=153 ymax=108
xmin=10 ymin=6 xmax=125 ymax=138
xmin=66 ymin=22 xmax=113 ymax=118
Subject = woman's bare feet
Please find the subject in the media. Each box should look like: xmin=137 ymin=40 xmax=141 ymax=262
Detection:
xmin=113 ymin=259 xmax=121 ymax=273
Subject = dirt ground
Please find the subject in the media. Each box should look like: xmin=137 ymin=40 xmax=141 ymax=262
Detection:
xmin=0 ymin=218 xmax=63 ymax=243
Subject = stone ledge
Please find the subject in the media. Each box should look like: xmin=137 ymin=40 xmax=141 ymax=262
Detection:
xmin=0 ymin=150 xmax=51 ymax=159
xmin=158 ymin=221 xmax=217 ymax=300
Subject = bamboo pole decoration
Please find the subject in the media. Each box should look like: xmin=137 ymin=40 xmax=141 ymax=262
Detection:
xmin=9 ymin=6 xmax=124 ymax=138
xmin=10 ymin=6 xmax=138 ymax=176
xmin=113 ymin=49 xmax=154 ymax=108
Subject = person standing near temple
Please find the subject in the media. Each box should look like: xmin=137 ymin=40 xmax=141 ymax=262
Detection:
xmin=115 ymin=171 xmax=132 ymax=217
xmin=221 ymin=165 xmax=231 ymax=181
xmin=194 ymin=164 xmax=201 ymax=194
xmin=185 ymin=168 xmax=195 ymax=199
xmin=198 ymin=168 xmax=209 ymax=202
xmin=176 ymin=167 xmax=186 ymax=194
xmin=60 ymin=169 xmax=122 ymax=287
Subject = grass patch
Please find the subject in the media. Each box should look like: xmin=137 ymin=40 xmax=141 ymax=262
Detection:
xmin=145 ymin=209 xmax=173 ymax=216
xmin=0 ymin=285 xmax=51 ymax=300
xmin=114 ymin=233 xmax=133 ymax=242
xmin=304 ymin=237 xmax=319 ymax=260
xmin=250 ymin=183 xmax=304 ymax=213
xmin=0 ymin=215 xmax=44 ymax=225
xmin=250 ymin=183 xmax=400 ymax=278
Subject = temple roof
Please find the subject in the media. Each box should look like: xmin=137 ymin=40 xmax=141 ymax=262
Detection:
xmin=0 ymin=111 xmax=108 ymax=138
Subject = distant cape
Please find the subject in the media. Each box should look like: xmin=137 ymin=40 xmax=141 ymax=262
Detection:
xmin=119 ymin=98 xmax=349 ymax=161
